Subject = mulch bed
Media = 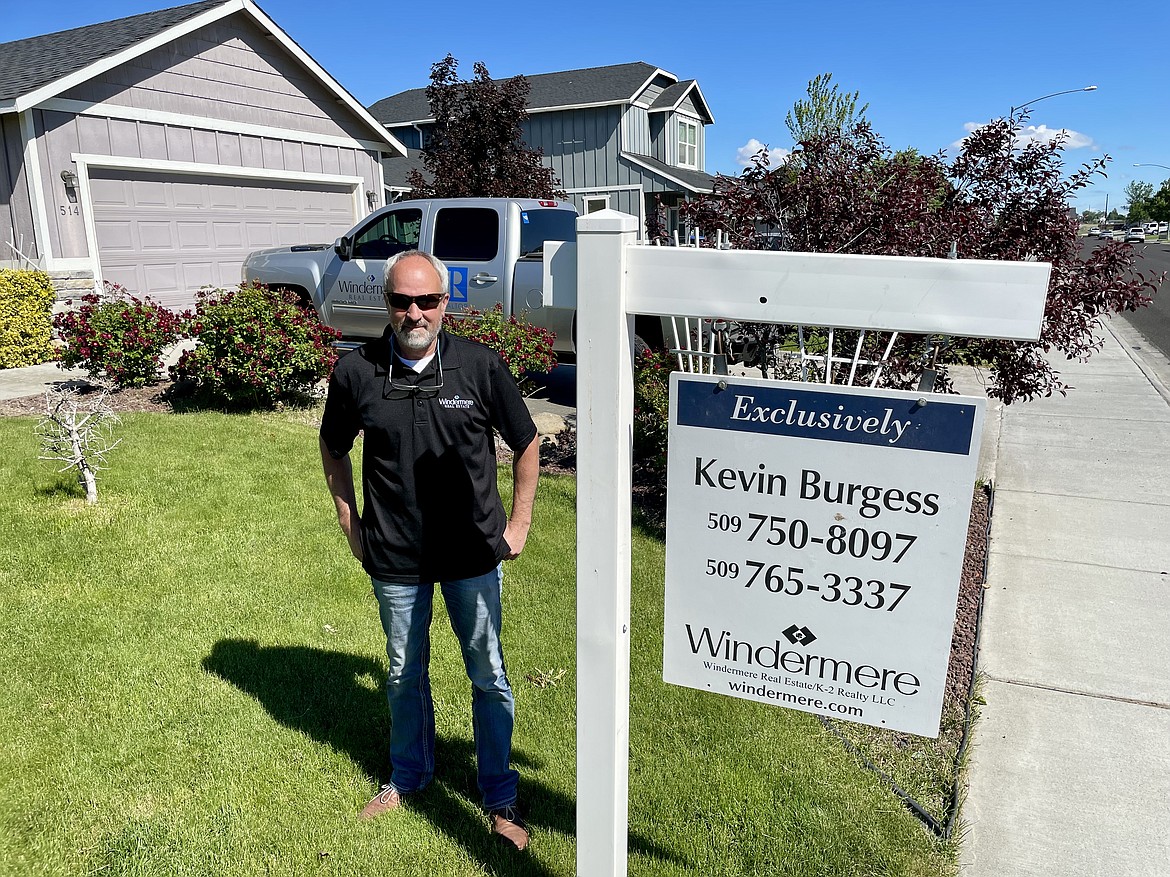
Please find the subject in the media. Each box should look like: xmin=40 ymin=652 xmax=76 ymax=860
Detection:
xmin=0 ymin=379 xmax=175 ymax=417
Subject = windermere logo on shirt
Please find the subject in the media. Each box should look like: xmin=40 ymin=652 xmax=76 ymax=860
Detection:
xmin=439 ymin=395 xmax=475 ymax=410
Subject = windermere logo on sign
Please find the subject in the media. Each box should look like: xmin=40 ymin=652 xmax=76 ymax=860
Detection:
xmin=662 ymin=373 xmax=985 ymax=738
xmin=675 ymin=380 xmax=977 ymax=455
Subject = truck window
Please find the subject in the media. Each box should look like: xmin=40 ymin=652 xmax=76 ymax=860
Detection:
xmin=519 ymin=209 xmax=577 ymax=259
xmin=352 ymin=208 xmax=422 ymax=260
xmin=433 ymin=208 xmax=500 ymax=262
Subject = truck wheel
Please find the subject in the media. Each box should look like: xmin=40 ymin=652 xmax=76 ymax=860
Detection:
xmin=272 ymin=285 xmax=313 ymax=310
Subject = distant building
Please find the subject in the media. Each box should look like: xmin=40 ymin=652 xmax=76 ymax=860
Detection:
xmin=370 ymin=62 xmax=716 ymax=238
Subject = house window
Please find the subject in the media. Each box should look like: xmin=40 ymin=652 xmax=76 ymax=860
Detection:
xmin=678 ymin=120 xmax=698 ymax=169
xmin=584 ymin=195 xmax=610 ymax=214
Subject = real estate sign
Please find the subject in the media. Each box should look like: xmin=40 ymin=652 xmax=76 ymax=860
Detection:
xmin=662 ymin=373 xmax=986 ymax=737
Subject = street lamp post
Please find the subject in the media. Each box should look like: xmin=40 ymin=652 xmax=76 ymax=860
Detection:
xmin=1010 ymin=85 xmax=1097 ymax=118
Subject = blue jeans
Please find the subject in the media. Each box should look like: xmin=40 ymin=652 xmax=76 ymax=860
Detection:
xmin=371 ymin=565 xmax=519 ymax=810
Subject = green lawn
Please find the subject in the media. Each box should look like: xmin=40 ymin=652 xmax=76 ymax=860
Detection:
xmin=0 ymin=411 xmax=953 ymax=876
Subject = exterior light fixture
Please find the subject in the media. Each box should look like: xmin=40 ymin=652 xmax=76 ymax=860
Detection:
xmin=60 ymin=169 xmax=78 ymax=188
xmin=366 ymin=190 xmax=379 ymax=210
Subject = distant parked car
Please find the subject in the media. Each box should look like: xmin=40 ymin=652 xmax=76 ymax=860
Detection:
xmin=1160 ymin=222 xmax=1168 ymax=234
xmin=1088 ymin=227 xmax=1101 ymax=237
xmin=1125 ymin=227 xmax=1146 ymax=243
xmin=1098 ymin=228 xmax=1115 ymax=240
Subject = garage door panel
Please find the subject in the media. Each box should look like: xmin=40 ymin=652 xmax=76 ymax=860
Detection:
xmin=101 ymin=265 xmax=141 ymax=294
xmin=92 ymin=168 xmax=355 ymax=306
xmin=143 ymin=263 xmax=181 ymax=297
xmin=179 ymin=261 xmax=216 ymax=291
xmin=301 ymin=222 xmax=342 ymax=241
xmin=209 ymin=185 xmax=242 ymax=211
xmin=177 ymin=222 xmax=211 ymax=249
xmin=272 ymin=188 xmax=302 ymax=211
xmin=95 ymin=220 xmax=135 ymax=252
xmin=139 ymin=222 xmax=174 ymax=250
xmin=130 ymin=180 xmax=168 ymax=207
xmin=172 ymin=182 xmax=205 ymax=209
xmin=244 ymin=222 xmax=274 ymax=249
xmin=242 ymin=188 xmax=269 ymax=210
xmin=213 ymin=222 xmax=244 ymax=248
xmin=275 ymin=222 xmax=313 ymax=245
xmin=89 ymin=177 xmax=129 ymax=206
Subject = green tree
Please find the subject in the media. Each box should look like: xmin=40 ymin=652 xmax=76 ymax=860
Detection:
xmin=1124 ymin=180 xmax=1154 ymax=223
xmin=1146 ymin=180 xmax=1170 ymax=222
xmin=406 ymin=55 xmax=564 ymax=199
xmin=785 ymin=73 xmax=869 ymax=145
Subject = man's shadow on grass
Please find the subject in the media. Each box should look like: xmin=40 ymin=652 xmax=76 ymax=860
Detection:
xmin=203 ymin=638 xmax=680 ymax=875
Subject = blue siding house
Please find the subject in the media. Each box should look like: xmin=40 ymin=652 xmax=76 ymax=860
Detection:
xmin=368 ymin=62 xmax=716 ymax=238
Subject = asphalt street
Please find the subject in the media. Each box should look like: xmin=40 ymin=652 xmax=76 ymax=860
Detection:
xmin=1084 ymin=236 xmax=1170 ymax=368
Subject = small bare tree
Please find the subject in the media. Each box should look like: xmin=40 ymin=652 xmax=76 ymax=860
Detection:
xmin=36 ymin=387 xmax=121 ymax=503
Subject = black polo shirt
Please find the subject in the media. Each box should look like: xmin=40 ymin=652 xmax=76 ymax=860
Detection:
xmin=320 ymin=329 xmax=537 ymax=583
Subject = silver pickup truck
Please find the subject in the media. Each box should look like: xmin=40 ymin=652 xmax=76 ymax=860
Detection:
xmin=241 ymin=197 xmax=595 ymax=354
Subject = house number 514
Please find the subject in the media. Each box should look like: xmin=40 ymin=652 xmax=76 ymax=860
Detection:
xmin=59 ymin=205 xmax=80 ymax=216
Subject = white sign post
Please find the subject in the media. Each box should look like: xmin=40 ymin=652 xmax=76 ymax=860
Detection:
xmin=663 ymin=375 xmax=985 ymax=736
xmin=568 ymin=210 xmax=1050 ymax=877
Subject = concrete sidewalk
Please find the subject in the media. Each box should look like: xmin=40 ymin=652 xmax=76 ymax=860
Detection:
xmin=0 ymin=360 xmax=89 ymax=401
xmin=960 ymin=319 xmax=1170 ymax=876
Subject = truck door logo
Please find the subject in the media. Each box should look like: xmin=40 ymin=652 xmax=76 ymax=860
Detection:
xmin=449 ymin=268 xmax=468 ymax=302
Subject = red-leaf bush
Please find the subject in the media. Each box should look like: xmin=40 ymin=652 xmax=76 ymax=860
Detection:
xmin=54 ymin=283 xmax=184 ymax=387
xmin=171 ymin=283 xmax=339 ymax=409
xmin=632 ymin=347 xmax=674 ymax=469
xmin=443 ymin=303 xmax=556 ymax=391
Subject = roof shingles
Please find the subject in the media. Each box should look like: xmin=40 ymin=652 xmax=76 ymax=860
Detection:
xmin=0 ymin=0 xmax=226 ymax=104
xmin=369 ymin=61 xmax=666 ymax=125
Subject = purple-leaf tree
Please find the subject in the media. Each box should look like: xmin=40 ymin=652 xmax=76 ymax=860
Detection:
xmin=407 ymin=55 xmax=564 ymax=200
xmin=681 ymin=116 xmax=1161 ymax=403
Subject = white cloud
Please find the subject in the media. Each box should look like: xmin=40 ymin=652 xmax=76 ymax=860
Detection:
xmin=736 ymin=138 xmax=790 ymax=168
xmin=951 ymin=121 xmax=1096 ymax=152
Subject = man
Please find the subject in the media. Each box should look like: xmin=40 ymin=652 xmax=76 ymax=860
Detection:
xmin=319 ymin=250 xmax=539 ymax=850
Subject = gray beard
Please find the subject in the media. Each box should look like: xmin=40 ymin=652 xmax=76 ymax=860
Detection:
xmin=394 ymin=324 xmax=438 ymax=355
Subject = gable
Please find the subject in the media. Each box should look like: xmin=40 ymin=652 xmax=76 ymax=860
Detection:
xmin=57 ymin=14 xmax=374 ymax=142
xmin=0 ymin=0 xmax=224 ymax=104
xmin=0 ymin=0 xmax=402 ymax=154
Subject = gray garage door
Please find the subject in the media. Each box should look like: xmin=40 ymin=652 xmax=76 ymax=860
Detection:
xmin=89 ymin=168 xmax=357 ymax=309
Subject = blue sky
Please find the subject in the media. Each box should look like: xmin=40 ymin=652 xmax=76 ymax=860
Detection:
xmin=5 ymin=0 xmax=1168 ymax=214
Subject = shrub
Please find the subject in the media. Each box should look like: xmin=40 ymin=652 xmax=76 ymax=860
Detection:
xmin=633 ymin=347 xmax=674 ymax=469
xmin=54 ymin=283 xmax=184 ymax=387
xmin=443 ymin=303 xmax=556 ymax=391
xmin=172 ymin=283 xmax=340 ymax=409
xmin=0 ymin=269 xmax=56 ymax=369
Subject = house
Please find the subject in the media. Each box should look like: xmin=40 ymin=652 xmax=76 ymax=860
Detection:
xmin=0 ymin=0 xmax=405 ymax=307
xmin=369 ymin=61 xmax=716 ymax=238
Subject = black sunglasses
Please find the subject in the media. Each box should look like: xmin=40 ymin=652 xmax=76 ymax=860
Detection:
xmin=385 ymin=292 xmax=447 ymax=311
